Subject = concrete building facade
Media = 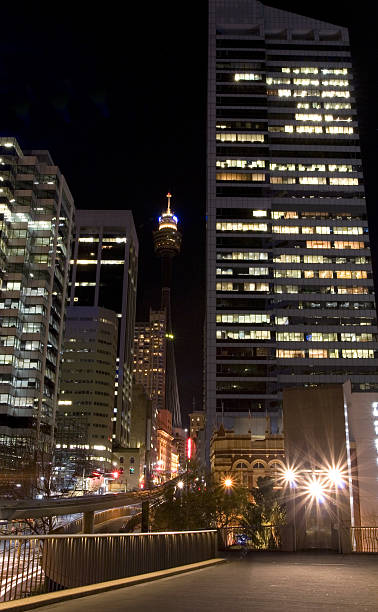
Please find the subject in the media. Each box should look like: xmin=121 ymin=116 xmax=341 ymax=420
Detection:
xmin=210 ymin=421 xmax=284 ymax=488
xmin=0 ymin=137 xmax=74 ymax=471
xmin=69 ymin=210 xmax=138 ymax=447
xmin=206 ymin=0 xmax=378 ymax=453
xmin=57 ymin=306 xmax=118 ymax=472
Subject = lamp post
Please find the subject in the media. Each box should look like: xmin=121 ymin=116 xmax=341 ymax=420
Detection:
xmin=283 ymin=468 xmax=297 ymax=552
xmin=327 ymin=467 xmax=344 ymax=554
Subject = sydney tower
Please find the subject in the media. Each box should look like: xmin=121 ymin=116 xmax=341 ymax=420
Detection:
xmin=153 ymin=193 xmax=182 ymax=428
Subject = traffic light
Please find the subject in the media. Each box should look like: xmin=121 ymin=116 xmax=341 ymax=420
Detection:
xmin=111 ymin=470 xmax=120 ymax=479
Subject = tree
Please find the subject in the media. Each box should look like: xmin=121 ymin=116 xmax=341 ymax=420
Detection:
xmin=152 ymin=462 xmax=249 ymax=531
xmin=240 ymin=476 xmax=286 ymax=549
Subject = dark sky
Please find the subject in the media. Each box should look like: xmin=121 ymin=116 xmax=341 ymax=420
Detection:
xmin=0 ymin=1 xmax=377 ymax=426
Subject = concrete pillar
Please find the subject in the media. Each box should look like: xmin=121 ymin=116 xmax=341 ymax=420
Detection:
xmin=82 ymin=510 xmax=95 ymax=533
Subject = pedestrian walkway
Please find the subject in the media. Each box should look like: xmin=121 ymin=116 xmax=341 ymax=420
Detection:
xmin=39 ymin=552 xmax=378 ymax=612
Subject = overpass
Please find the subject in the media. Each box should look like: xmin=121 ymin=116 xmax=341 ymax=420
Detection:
xmin=0 ymin=478 xmax=180 ymax=531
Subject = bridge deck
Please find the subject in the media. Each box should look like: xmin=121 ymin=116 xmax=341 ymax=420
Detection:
xmin=38 ymin=552 xmax=377 ymax=612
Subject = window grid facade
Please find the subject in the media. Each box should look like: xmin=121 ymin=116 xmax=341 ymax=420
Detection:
xmin=206 ymin=0 xmax=378 ymax=447
xmin=0 ymin=138 xmax=74 ymax=465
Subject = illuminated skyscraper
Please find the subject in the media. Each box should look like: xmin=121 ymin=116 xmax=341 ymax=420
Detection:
xmin=0 ymin=138 xmax=74 ymax=473
xmin=68 ymin=210 xmax=138 ymax=447
xmin=206 ymin=1 xmax=378 ymax=449
xmin=153 ymin=193 xmax=182 ymax=428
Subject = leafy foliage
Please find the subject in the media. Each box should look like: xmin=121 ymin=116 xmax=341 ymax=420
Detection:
xmin=152 ymin=462 xmax=248 ymax=531
xmin=240 ymin=476 xmax=286 ymax=549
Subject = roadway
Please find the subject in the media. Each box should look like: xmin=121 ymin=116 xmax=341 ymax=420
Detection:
xmin=0 ymin=478 xmax=178 ymax=520
xmin=38 ymin=552 xmax=378 ymax=611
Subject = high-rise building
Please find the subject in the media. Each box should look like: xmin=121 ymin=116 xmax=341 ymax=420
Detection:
xmin=133 ymin=310 xmax=167 ymax=417
xmin=206 ymin=1 xmax=378 ymax=450
xmin=153 ymin=193 xmax=182 ymax=428
xmin=0 ymin=137 xmax=74 ymax=472
xmin=56 ymin=306 xmax=118 ymax=474
xmin=133 ymin=309 xmax=166 ymax=467
xmin=69 ymin=210 xmax=138 ymax=447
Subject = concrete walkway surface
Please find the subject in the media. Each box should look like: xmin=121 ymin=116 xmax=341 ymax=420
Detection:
xmin=35 ymin=552 xmax=378 ymax=612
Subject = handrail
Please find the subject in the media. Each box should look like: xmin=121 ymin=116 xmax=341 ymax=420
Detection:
xmin=0 ymin=529 xmax=216 ymax=540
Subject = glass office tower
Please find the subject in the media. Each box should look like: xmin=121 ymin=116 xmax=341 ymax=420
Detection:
xmin=0 ymin=137 xmax=74 ymax=471
xmin=206 ymin=0 xmax=378 ymax=447
xmin=69 ymin=210 xmax=138 ymax=447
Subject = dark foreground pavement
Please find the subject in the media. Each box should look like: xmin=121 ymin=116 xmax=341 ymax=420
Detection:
xmin=39 ymin=552 xmax=378 ymax=612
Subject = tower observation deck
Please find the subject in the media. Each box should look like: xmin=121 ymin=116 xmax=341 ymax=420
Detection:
xmin=153 ymin=193 xmax=182 ymax=428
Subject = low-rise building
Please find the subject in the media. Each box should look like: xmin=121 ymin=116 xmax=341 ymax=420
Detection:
xmin=111 ymin=447 xmax=144 ymax=491
xmin=210 ymin=418 xmax=285 ymax=489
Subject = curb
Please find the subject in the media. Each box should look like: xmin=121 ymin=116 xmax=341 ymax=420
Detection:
xmin=0 ymin=558 xmax=226 ymax=611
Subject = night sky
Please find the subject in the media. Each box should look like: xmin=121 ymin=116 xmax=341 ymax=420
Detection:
xmin=0 ymin=1 xmax=377 ymax=425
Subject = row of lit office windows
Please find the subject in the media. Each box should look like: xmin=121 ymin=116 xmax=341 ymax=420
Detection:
xmin=215 ymin=126 xmax=354 ymax=142
xmin=216 ymin=223 xmax=364 ymax=234
xmin=216 ymin=282 xmax=370 ymax=294
xmin=217 ymin=252 xmax=369 ymax=264
xmin=216 ymin=314 xmax=375 ymax=326
xmin=267 ymin=89 xmax=351 ymax=98
xmin=276 ymin=349 xmax=375 ymax=359
xmin=216 ymin=174 xmax=359 ymax=185
xmin=229 ymin=68 xmax=348 ymax=78
xmin=268 ymin=125 xmax=354 ymax=134
xmin=216 ymin=330 xmax=374 ymax=342
xmin=216 ymin=160 xmax=356 ymax=173
xmin=217 ymin=211 xmax=363 ymax=221
xmin=217 ymin=268 xmax=368 ymax=280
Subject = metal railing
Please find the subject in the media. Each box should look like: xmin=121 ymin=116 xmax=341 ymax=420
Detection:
xmin=218 ymin=526 xmax=282 ymax=551
xmin=0 ymin=530 xmax=217 ymax=603
xmin=350 ymin=527 xmax=378 ymax=553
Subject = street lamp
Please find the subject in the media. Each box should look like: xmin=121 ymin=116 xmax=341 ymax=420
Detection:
xmin=305 ymin=476 xmax=325 ymax=503
xmin=223 ymin=477 xmax=233 ymax=489
xmin=326 ymin=467 xmax=344 ymax=554
xmin=177 ymin=480 xmax=184 ymax=490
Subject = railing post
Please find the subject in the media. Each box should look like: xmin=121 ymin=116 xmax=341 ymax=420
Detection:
xmin=141 ymin=501 xmax=150 ymax=532
xmin=82 ymin=511 xmax=95 ymax=533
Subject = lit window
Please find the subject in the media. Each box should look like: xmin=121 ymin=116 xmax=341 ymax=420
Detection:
xmin=329 ymin=177 xmax=358 ymax=185
xmin=322 ymin=79 xmax=349 ymax=87
xmin=309 ymin=349 xmax=328 ymax=358
xmin=321 ymin=91 xmax=350 ymax=98
xmin=306 ymin=241 xmax=331 ymax=249
xmin=295 ymin=113 xmax=322 ymax=122
xmin=273 ymin=254 xmax=300 ymax=263
xmin=296 ymin=125 xmax=323 ymax=134
xmin=274 ymin=285 xmax=298 ymax=294
xmin=266 ymin=77 xmax=291 ymax=85
xmin=243 ymin=283 xmax=269 ymax=292
xmin=234 ymin=73 xmax=262 ymax=81
xmin=270 ymin=177 xmax=296 ymax=184
xmin=333 ymin=227 xmax=363 ymax=235
xmin=216 ymin=222 xmax=268 ymax=232
xmin=216 ymin=133 xmax=265 ymax=143
xmin=216 ymin=172 xmax=265 ymax=182
xmin=276 ymin=332 xmax=304 ymax=341
xmin=274 ymin=270 xmax=301 ymax=279
xmin=216 ymin=159 xmax=265 ymax=169
xmin=299 ymin=177 xmax=326 ymax=185
xmin=326 ymin=127 xmax=354 ymax=135
xmin=269 ymin=163 xmax=295 ymax=171
xmin=271 ymin=211 xmax=298 ymax=219
xmin=342 ymin=349 xmax=375 ymax=359
xmin=334 ymin=241 xmax=364 ymax=249
xmin=272 ymin=225 xmax=299 ymax=233
xmin=276 ymin=350 xmax=305 ymax=358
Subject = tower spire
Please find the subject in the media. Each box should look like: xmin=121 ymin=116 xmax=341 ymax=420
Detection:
xmin=166 ymin=192 xmax=172 ymax=214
